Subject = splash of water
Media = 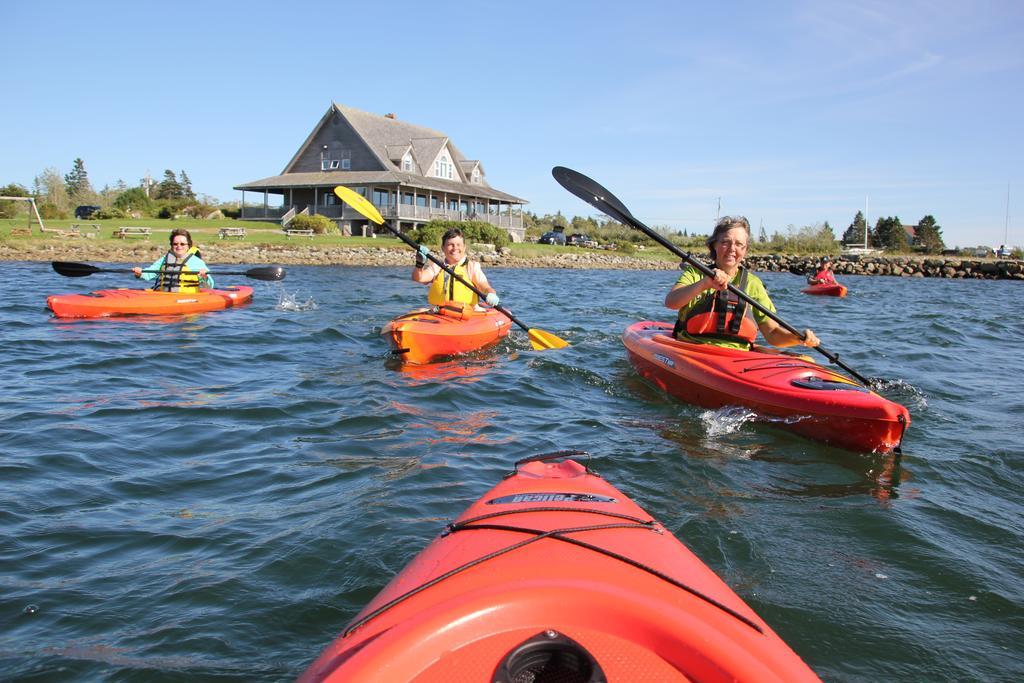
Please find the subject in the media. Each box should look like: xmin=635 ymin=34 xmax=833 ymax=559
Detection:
xmin=276 ymin=291 xmax=318 ymax=312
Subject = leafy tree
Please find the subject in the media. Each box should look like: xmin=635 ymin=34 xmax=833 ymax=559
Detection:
xmin=842 ymin=210 xmax=867 ymax=245
xmin=874 ymin=216 xmax=907 ymax=251
xmin=155 ymin=170 xmax=183 ymax=200
xmin=914 ymin=215 xmax=945 ymax=253
xmin=113 ymin=187 xmax=155 ymax=215
xmin=0 ymin=183 xmax=29 ymax=218
xmin=179 ymin=170 xmax=195 ymax=200
xmin=63 ymin=158 xmax=93 ymax=200
xmin=34 ymin=168 xmax=71 ymax=213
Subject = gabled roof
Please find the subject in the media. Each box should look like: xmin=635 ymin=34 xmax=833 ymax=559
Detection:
xmin=237 ymin=103 xmax=527 ymax=203
xmin=385 ymin=144 xmax=412 ymax=163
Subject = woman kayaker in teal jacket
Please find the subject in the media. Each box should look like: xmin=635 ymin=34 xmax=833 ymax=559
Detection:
xmin=132 ymin=229 xmax=214 ymax=292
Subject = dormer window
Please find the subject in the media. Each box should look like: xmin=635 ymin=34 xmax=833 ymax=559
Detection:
xmin=342 ymin=150 xmax=351 ymax=170
xmin=435 ymin=155 xmax=452 ymax=179
xmin=402 ymin=154 xmax=413 ymax=172
xmin=472 ymin=168 xmax=480 ymax=183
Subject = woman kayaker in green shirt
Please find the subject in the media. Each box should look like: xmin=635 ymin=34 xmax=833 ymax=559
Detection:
xmin=665 ymin=216 xmax=820 ymax=351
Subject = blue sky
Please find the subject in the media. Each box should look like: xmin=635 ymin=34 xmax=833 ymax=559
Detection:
xmin=3 ymin=0 xmax=1022 ymax=248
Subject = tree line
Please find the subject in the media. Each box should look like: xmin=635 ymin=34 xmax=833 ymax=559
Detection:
xmin=0 ymin=158 xmax=237 ymax=221
xmin=523 ymin=209 xmax=948 ymax=255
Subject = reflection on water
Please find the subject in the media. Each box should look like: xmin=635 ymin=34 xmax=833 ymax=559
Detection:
xmin=386 ymin=356 xmax=499 ymax=385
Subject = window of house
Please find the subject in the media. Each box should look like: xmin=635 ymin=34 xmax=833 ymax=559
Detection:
xmin=431 ymin=196 xmax=440 ymax=209
xmin=448 ymin=199 xmax=458 ymax=212
xmin=329 ymin=160 xmax=340 ymax=169
xmin=373 ymin=188 xmax=392 ymax=207
xmin=402 ymin=193 xmax=414 ymax=205
xmin=435 ymin=155 xmax=452 ymax=179
xmin=322 ymin=159 xmax=331 ymax=171
xmin=460 ymin=200 xmax=469 ymax=213
xmin=342 ymin=150 xmax=352 ymax=170
xmin=416 ymin=194 xmax=427 ymax=207
xmin=472 ymin=168 xmax=480 ymax=183
xmin=403 ymin=154 xmax=413 ymax=172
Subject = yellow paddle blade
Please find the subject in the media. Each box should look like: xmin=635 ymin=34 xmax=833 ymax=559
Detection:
xmin=334 ymin=186 xmax=384 ymax=224
xmin=528 ymin=328 xmax=569 ymax=350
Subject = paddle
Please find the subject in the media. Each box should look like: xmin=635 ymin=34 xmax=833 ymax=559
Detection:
xmin=52 ymin=261 xmax=287 ymax=281
xmin=551 ymin=166 xmax=873 ymax=387
xmin=333 ymin=186 xmax=568 ymax=351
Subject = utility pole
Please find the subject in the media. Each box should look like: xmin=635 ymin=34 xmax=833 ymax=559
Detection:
xmin=716 ymin=197 xmax=721 ymax=220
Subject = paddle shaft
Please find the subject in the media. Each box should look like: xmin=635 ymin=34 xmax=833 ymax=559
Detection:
xmin=552 ymin=168 xmax=871 ymax=385
xmin=375 ymin=219 xmax=534 ymax=334
xmin=52 ymin=261 xmax=285 ymax=280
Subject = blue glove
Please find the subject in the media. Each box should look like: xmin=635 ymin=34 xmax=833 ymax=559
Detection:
xmin=485 ymin=292 xmax=500 ymax=307
xmin=415 ymin=244 xmax=430 ymax=268
xmin=417 ymin=245 xmax=430 ymax=258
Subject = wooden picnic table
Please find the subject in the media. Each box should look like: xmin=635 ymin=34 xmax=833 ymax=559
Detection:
xmin=284 ymin=228 xmax=314 ymax=238
xmin=115 ymin=226 xmax=152 ymax=239
xmin=218 ymin=227 xmax=247 ymax=239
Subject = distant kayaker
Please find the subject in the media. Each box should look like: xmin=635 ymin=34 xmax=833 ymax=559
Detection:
xmin=807 ymin=256 xmax=838 ymax=285
xmin=132 ymin=229 xmax=213 ymax=293
xmin=412 ymin=228 xmax=499 ymax=309
xmin=665 ymin=216 xmax=820 ymax=350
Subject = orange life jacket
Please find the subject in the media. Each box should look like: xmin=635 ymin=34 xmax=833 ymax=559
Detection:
xmin=679 ymin=268 xmax=759 ymax=345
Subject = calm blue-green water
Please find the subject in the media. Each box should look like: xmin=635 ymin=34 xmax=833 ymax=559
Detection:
xmin=1 ymin=260 xmax=1022 ymax=682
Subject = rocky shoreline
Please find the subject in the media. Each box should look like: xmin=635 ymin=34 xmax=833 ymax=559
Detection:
xmin=3 ymin=242 xmax=1021 ymax=280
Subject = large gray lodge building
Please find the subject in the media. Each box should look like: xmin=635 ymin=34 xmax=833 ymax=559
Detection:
xmin=234 ymin=103 xmax=528 ymax=241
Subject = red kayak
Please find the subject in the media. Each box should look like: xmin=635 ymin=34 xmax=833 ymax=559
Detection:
xmin=47 ymin=286 xmax=253 ymax=318
xmin=622 ymin=321 xmax=909 ymax=453
xmin=381 ymin=303 xmax=511 ymax=364
xmin=801 ymin=283 xmax=847 ymax=297
xmin=299 ymin=452 xmax=821 ymax=682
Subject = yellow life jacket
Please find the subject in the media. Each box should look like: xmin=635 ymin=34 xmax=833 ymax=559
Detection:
xmin=154 ymin=247 xmax=203 ymax=293
xmin=427 ymin=258 xmax=478 ymax=306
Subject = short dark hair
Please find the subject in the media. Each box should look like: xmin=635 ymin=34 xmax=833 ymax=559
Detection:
xmin=441 ymin=227 xmax=464 ymax=246
xmin=169 ymin=228 xmax=193 ymax=247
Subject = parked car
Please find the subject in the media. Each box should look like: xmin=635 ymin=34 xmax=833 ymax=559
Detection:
xmin=567 ymin=233 xmax=599 ymax=248
xmin=539 ymin=230 xmax=567 ymax=245
xmin=75 ymin=205 xmax=101 ymax=219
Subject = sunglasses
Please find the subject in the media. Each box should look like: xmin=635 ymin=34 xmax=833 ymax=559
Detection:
xmin=172 ymin=241 xmax=189 ymax=246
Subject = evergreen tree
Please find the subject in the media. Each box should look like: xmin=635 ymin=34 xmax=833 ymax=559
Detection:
xmin=842 ymin=210 xmax=866 ymax=245
xmin=155 ymin=169 xmax=183 ymax=200
xmin=874 ymin=216 xmax=906 ymax=251
xmin=758 ymin=225 xmax=767 ymax=243
xmin=63 ymin=158 xmax=93 ymax=199
xmin=179 ymin=170 xmax=195 ymax=200
xmin=914 ymin=215 xmax=945 ymax=253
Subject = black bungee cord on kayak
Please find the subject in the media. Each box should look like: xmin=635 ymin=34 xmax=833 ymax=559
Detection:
xmin=342 ymin=505 xmax=765 ymax=639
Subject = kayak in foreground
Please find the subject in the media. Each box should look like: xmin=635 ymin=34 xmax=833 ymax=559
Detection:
xmin=381 ymin=303 xmax=511 ymax=364
xmin=801 ymin=283 xmax=848 ymax=297
xmin=299 ymin=452 xmax=821 ymax=682
xmin=46 ymin=286 xmax=254 ymax=318
xmin=622 ymin=321 xmax=909 ymax=453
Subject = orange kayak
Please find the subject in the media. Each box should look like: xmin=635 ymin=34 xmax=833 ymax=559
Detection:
xmin=381 ymin=303 xmax=511 ymax=364
xmin=623 ymin=321 xmax=908 ymax=452
xmin=801 ymin=283 xmax=847 ymax=297
xmin=299 ymin=453 xmax=822 ymax=683
xmin=47 ymin=286 xmax=253 ymax=318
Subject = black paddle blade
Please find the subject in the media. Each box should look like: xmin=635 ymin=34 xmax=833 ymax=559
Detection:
xmin=52 ymin=261 xmax=100 ymax=277
xmin=551 ymin=167 xmax=636 ymax=225
xmin=245 ymin=266 xmax=286 ymax=281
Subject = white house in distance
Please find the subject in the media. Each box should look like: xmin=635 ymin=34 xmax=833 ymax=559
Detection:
xmin=234 ymin=103 xmax=528 ymax=241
